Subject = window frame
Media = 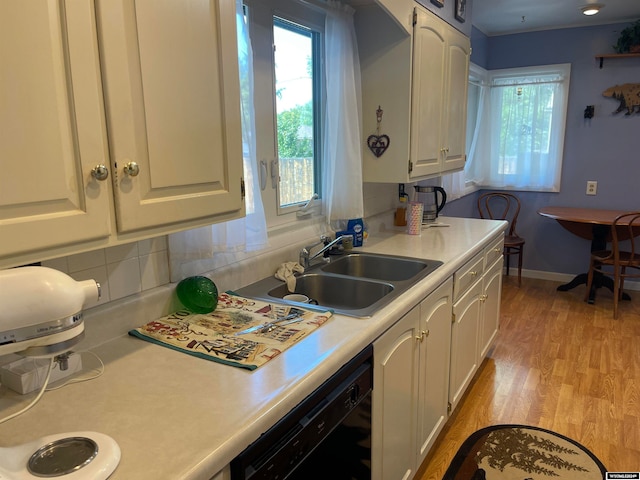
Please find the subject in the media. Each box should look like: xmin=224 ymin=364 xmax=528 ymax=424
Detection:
xmin=244 ymin=0 xmax=326 ymax=230
xmin=483 ymin=63 xmax=571 ymax=192
xmin=272 ymin=15 xmax=323 ymax=214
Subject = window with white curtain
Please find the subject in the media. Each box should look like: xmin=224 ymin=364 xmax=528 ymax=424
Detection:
xmin=246 ymin=0 xmax=325 ymax=227
xmin=480 ymin=63 xmax=571 ymax=192
xmin=246 ymin=0 xmax=363 ymax=228
xmin=168 ymin=0 xmax=363 ymax=279
xmin=444 ymin=63 xmax=570 ymax=198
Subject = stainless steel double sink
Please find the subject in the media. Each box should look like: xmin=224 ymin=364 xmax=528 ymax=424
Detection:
xmin=236 ymin=252 xmax=443 ymax=318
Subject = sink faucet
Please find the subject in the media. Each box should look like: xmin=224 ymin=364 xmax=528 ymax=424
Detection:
xmin=299 ymin=234 xmax=349 ymax=269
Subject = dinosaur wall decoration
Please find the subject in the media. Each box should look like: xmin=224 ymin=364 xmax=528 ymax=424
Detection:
xmin=602 ymin=83 xmax=640 ymax=115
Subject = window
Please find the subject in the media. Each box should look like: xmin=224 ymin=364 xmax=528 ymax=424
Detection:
xmin=245 ymin=0 xmax=325 ymax=228
xmin=482 ymin=64 xmax=571 ymax=192
xmin=445 ymin=63 xmax=570 ymax=198
xmin=273 ymin=17 xmax=321 ymax=209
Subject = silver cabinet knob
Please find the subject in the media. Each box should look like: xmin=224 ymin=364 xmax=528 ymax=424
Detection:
xmin=123 ymin=161 xmax=140 ymax=177
xmin=91 ymin=164 xmax=109 ymax=181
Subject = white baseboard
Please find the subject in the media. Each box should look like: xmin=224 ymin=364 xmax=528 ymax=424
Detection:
xmin=509 ymin=268 xmax=640 ymax=291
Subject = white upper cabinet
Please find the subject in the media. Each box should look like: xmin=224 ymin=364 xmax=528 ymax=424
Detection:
xmin=96 ymin=0 xmax=244 ymax=234
xmin=411 ymin=7 xmax=469 ymax=177
xmin=441 ymin=23 xmax=470 ymax=174
xmin=1 ymin=0 xmax=244 ymax=268
xmin=409 ymin=8 xmax=447 ymax=178
xmin=0 ymin=1 xmax=112 ymax=263
xmin=357 ymin=3 xmax=470 ymax=183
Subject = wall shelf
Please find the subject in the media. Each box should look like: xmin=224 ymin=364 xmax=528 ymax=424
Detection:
xmin=595 ymin=53 xmax=640 ymax=69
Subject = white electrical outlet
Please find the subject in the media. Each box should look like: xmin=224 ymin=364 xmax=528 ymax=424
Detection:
xmin=586 ymin=181 xmax=597 ymax=195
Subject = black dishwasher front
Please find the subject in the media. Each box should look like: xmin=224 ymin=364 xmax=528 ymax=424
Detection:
xmin=231 ymin=345 xmax=373 ymax=480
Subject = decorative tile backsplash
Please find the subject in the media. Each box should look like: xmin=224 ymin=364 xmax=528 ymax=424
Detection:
xmin=42 ymin=237 xmax=170 ymax=306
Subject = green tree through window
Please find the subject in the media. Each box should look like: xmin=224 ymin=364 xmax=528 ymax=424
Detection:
xmin=277 ymin=102 xmax=313 ymax=158
xmin=273 ymin=17 xmax=319 ymax=207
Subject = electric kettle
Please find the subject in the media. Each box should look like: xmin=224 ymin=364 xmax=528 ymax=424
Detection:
xmin=414 ymin=186 xmax=447 ymax=223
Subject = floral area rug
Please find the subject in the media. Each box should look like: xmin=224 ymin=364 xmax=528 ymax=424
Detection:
xmin=129 ymin=292 xmax=332 ymax=370
xmin=444 ymin=424 xmax=607 ymax=479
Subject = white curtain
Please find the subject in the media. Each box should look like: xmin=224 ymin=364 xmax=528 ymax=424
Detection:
xmin=168 ymin=0 xmax=268 ymax=280
xmin=442 ymin=66 xmax=489 ymax=200
xmin=323 ymin=1 xmax=364 ymax=223
xmin=463 ymin=78 xmax=491 ymax=188
xmin=478 ymin=70 xmax=568 ymax=191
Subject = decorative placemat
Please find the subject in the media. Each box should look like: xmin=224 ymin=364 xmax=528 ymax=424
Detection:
xmin=129 ymin=292 xmax=332 ymax=370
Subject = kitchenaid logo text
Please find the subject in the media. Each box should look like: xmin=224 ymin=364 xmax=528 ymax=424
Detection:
xmin=35 ymin=313 xmax=82 ymax=334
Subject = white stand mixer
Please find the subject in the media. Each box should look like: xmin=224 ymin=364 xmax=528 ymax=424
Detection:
xmin=0 ymin=267 xmax=121 ymax=479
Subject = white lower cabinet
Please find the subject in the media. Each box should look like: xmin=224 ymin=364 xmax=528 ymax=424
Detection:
xmin=449 ymin=274 xmax=482 ymax=414
xmin=449 ymin=236 xmax=504 ymax=414
xmin=478 ymin=255 xmax=503 ymax=362
xmin=372 ymin=304 xmax=419 ymax=480
xmin=372 ymin=278 xmax=453 ymax=480
xmin=416 ymin=280 xmax=455 ymax=464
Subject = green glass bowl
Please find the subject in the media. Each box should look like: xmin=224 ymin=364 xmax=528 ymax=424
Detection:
xmin=176 ymin=276 xmax=218 ymax=314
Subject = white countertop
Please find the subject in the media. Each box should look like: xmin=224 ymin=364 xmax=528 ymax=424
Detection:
xmin=0 ymin=217 xmax=506 ymax=480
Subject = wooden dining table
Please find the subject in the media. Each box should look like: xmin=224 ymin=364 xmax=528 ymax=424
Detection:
xmin=538 ymin=206 xmax=640 ymax=303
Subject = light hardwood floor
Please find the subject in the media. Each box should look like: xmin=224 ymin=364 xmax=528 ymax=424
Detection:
xmin=418 ymin=276 xmax=640 ymax=478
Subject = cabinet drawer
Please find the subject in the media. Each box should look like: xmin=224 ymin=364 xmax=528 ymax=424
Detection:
xmin=453 ymin=253 xmax=483 ymax=301
xmin=484 ymin=236 xmax=504 ymax=268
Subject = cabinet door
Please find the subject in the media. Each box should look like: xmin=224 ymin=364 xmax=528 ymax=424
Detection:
xmin=416 ymin=279 xmax=452 ymax=465
xmin=96 ymin=0 xmax=244 ymax=233
xmin=358 ymin=5 xmax=413 ymax=184
xmin=449 ymin=279 xmax=481 ymax=413
xmin=410 ymin=6 xmax=446 ymax=179
xmin=0 ymin=1 xmax=111 ymax=264
xmin=372 ymin=306 xmax=420 ymax=480
xmin=479 ymin=257 xmax=503 ymax=361
xmin=441 ymin=27 xmax=470 ymax=174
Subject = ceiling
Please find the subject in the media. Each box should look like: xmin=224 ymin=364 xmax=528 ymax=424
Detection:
xmin=472 ymin=0 xmax=640 ymax=36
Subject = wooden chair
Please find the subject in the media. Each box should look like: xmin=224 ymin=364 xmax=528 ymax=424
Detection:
xmin=477 ymin=192 xmax=526 ymax=285
xmin=584 ymin=211 xmax=640 ymax=319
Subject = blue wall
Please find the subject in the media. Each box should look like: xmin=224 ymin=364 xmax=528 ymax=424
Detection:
xmin=443 ymin=23 xmax=640 ymax=277
xmin=470 ymin=25 xmax=489 ymax=67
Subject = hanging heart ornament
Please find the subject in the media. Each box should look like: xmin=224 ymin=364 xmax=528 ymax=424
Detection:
xmin=367 ymin=134 xmax=390 ymax=158
xmin=367 ymin=105 xmax=389 ymax=157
